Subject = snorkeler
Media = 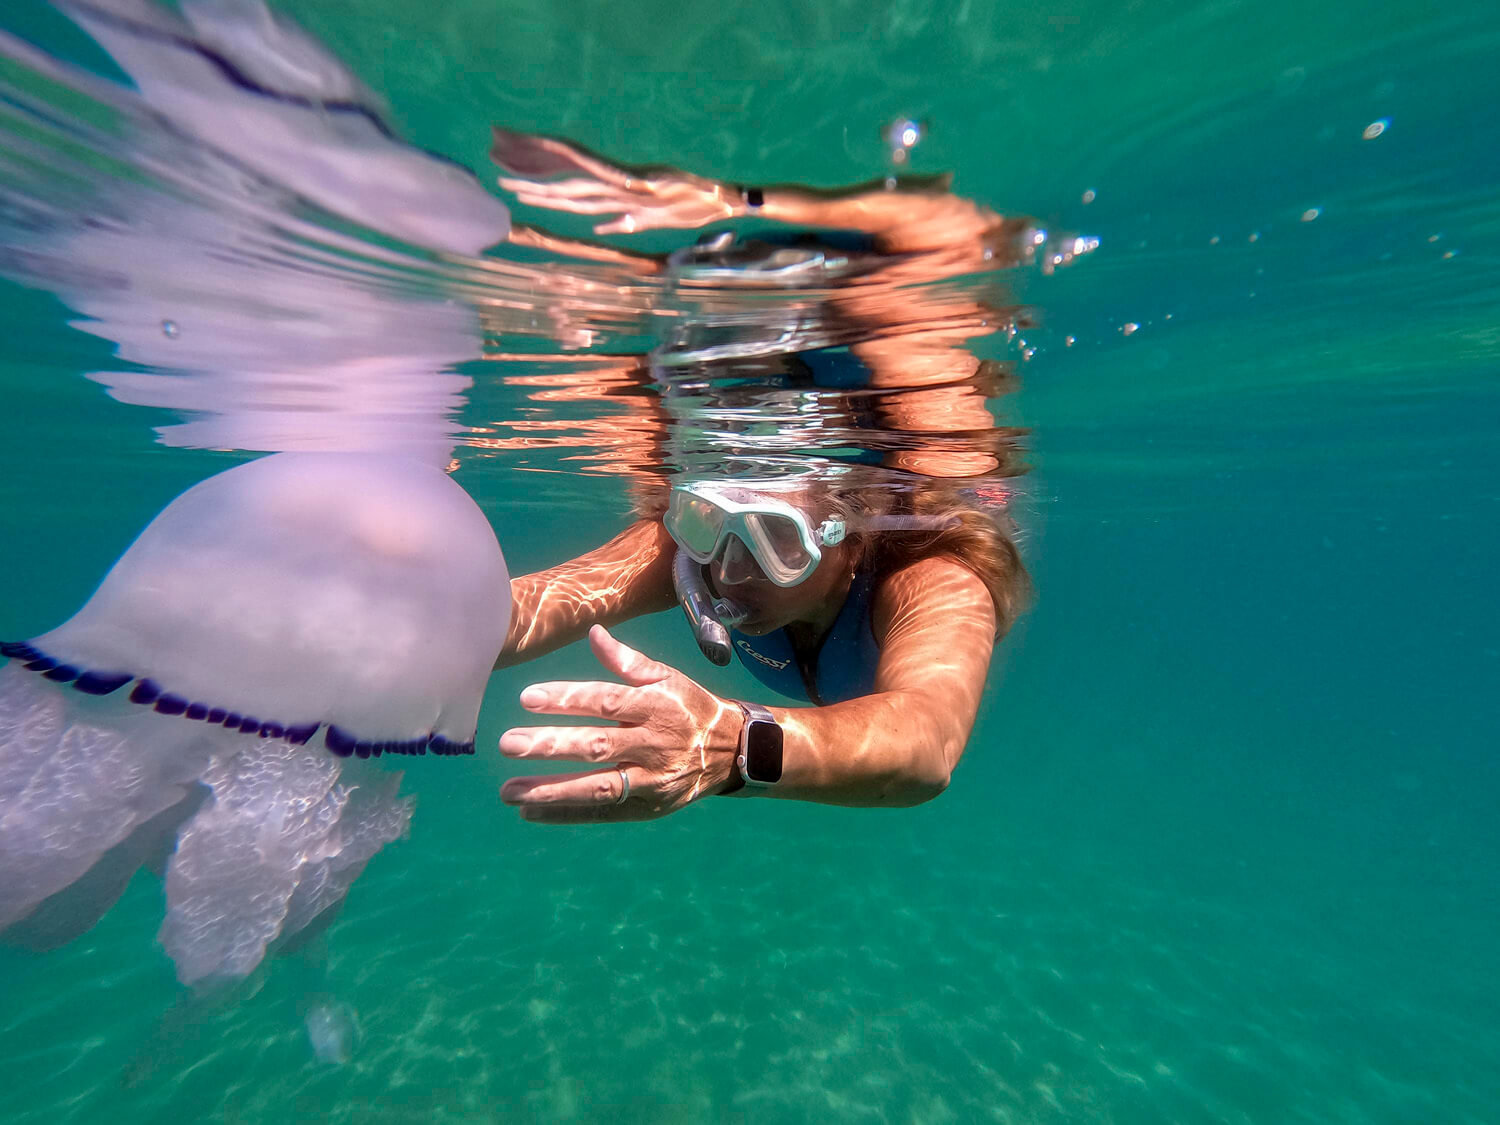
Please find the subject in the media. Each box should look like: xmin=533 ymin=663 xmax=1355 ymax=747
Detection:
xmin=496 ymin=471 xmax=1024 ymax=820
xmin=489 ymin=133 xmax=1032 ymax=822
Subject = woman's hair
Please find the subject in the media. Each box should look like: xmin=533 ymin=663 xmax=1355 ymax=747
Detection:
xmin=822 ymin=475 xmax=1031 ymax=636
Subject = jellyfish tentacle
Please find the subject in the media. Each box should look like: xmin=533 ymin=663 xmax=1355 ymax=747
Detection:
xmin=0 ymin=664 xmax=219 ymax=931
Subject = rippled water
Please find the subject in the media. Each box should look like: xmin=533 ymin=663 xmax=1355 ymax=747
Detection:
xmin=1 ymin=0 xmax=1497 ymax=1121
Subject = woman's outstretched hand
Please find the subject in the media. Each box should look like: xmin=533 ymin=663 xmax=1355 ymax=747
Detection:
xmin=492 ymin=127 xmax=742 ymax=235
xmin=499 ymin=625 xmax=743 ymax=823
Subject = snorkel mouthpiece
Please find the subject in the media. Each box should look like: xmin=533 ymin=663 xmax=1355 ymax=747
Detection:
xmin=672 ymin=550 xmax=744 ymax=667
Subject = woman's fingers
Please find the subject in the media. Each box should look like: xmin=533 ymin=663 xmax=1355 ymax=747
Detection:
xmin=500 ymin=765 xmax=636 ymax=808
xmin=498 ymin=176 xmax=625 ymax=201
xmin=587 ymin=625 xmax=673 ymax=687
xmin=497 ymin=187 xmax=629 ymax=216
xmin=499 ymin=723 xmax=660 ymax=766
xmin=489 ymin=129 xmax=586 ymax=178
xmin=517 ymin=676 xmax=659 ymax=722
xmin=501 ymin=631 xmax=719 ymax=826
xmin=489 ymin=129 xmax=632 ymax=185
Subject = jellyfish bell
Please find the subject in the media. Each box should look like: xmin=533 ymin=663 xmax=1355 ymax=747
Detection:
xmin=27 ymin=452 xmax=507 ymax=747
xmin=0 ymin=452 xmax=509 ymax=985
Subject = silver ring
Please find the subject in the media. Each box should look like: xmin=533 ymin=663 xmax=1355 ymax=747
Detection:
xmin=614 ymin=764 xmax=631 ymax=805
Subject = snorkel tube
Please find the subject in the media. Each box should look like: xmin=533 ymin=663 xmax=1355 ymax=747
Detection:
xmin=672 ymin=550 xmax=745 ymax=667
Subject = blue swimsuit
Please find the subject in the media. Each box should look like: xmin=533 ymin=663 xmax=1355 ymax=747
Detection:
xmin=727 ymin=572 xmax=883 ymax=705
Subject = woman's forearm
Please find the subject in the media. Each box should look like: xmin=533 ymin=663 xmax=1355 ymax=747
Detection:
xmin=722 ymin=559 xmax=997 ymax=807
xmin=722 ymin=689 xmax=969 ymax=807
xmin=497 ymin=519 xmax=676 ymax=667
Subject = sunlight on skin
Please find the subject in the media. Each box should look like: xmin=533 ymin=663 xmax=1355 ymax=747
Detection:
xmin=496 ymin=521 xmax=677 ymax=668
xmin=769 ymin=558 xmax=996 ymax=805
xmin=495 ymin=556 xmax=996 ymax=823
xmin=499 ymin=625 xmax=744 ymax=824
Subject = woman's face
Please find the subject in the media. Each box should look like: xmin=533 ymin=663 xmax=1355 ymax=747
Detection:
xmin=709 ymin=538 xmax=854 ymax=635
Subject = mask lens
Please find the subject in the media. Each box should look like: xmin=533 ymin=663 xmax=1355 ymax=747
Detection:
xmin=746 ymin=512 xmax=814 ymax=583
xmin=714 ymin=534 xmax=765 ymax=585
xmin=667 ymin=493 xmax=725 ymax=558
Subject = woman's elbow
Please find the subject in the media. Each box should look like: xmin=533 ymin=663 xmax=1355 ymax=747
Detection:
xmin=885 ymin=753 xmax=954 ymax=806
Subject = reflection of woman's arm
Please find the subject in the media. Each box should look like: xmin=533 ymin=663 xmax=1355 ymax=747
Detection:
xmin=751 ymin=556 xmax=997 ymax=805
xmin=505 ymin=222 xmax=662 ymax=272
xmin=490 ymin=128 xmax=1008 ymax=253
xmin=497 ymin=519 xmax=677 ymax=668
xmin=753 ymin=182 xmax=1006 ymax=253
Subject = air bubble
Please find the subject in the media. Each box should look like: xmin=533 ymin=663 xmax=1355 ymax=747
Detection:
xmin=884 ymin=117 xmax=923 ymax=165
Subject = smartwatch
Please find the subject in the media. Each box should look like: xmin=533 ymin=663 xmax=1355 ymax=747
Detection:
xmin=721 ymin=701 xmax=783 ymax=793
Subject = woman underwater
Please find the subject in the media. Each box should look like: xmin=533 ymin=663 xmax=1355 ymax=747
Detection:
xmin=488 ymin=132 xmax=1034 ymax=822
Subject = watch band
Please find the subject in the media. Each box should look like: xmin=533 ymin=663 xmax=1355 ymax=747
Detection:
xmin=719 ymin=701 xmax=753 ymax=795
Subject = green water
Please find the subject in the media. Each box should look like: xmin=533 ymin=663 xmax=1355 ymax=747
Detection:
xmin=1 ymin=0 xmax=1497 ymax=1121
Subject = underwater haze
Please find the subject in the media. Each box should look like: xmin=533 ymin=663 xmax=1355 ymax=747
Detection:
xmin=1 ymin=0 xmax=1497 ymax=1122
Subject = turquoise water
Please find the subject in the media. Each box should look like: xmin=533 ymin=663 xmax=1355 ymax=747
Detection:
xmin=2 ymin=0 xmax=1498 ymax=1121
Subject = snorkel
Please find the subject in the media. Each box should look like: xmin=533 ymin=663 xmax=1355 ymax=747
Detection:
xmin=672 ymin=550 xmax=746 ymax=666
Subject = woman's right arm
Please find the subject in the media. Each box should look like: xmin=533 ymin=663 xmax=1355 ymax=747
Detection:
xmin=497 ymin=518 xmax=678 ymax=668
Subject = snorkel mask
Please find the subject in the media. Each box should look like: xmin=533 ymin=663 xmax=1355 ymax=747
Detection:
xmin=667 ymin=480 xmax=834 ymax=665
xmin=667 ymin=481 xmax=846 ymax=589
xmin=666 ymin=479 xmax=959 ymax=666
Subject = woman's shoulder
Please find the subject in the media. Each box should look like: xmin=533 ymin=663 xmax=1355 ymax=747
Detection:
xmin=870 ymin=553 xmax=996 ymax=642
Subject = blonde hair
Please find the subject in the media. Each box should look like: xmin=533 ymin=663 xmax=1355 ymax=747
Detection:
xmin=811 ymin=474 xmax=1031 ymax=636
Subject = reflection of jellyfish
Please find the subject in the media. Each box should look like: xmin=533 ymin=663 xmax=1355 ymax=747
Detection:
xmin=56 ymin=0 xmax=511 ymax=255
xmin=0 ymin=0 xmax=513 ymax=465
xmin=0 ymin=453 xmax=510 ymax=986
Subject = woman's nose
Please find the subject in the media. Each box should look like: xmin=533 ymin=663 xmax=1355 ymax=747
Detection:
xmin=714 ymin=536 xmax=761 ymax=586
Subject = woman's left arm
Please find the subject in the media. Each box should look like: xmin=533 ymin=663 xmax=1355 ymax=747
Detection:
xmin=498 ymin=556 xmax=999 ymax=821
xmin=769 ymin=555 xmax=998 ymax=804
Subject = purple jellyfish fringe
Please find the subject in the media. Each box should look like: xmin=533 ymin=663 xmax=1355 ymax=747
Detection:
xmin=1 ymin=640 xmax=475 ymax=760
xmin=322 ymin=724 xmax=474 ymax=759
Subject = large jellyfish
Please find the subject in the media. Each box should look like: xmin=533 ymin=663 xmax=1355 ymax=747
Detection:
xmin=0 ymin=452 xmax=510 ymax=986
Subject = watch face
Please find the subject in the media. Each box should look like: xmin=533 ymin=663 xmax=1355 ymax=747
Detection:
xmin=744 ymin=718 xmax=784 ymax=784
